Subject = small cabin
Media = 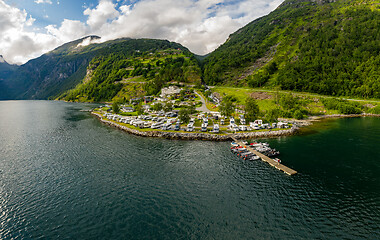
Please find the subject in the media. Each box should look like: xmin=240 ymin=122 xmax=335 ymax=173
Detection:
xmin=122 ymin=106 xmax=135 ymax=113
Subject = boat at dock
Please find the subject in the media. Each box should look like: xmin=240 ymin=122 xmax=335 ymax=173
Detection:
xmin=231 ymin=141 xmax=280 ymax=161
xmin=231 ymin=146 xmax=260 ymax=161
xmin=230 ymin=138 xmax=297 ymax=176
xmin=248 ymin=142 xmax=280 ymax=157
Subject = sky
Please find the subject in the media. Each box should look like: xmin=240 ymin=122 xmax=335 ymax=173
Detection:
xmin=0 ymin=0 xmax=284 ymax=64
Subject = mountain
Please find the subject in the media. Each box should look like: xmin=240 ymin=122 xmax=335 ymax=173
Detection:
xmin=203 ymin=0 xmax=380 ymax=98
xmin=1 ymin=36 xmax=200 ymax=101
xmin=1 ymin=36 xmax=100 ymax=100
xmin=2 ymin=0 xmax=378 ymax=101
xmin=0 ymin=55 xmax=18 ymax=99
xmin=0 ymin=55 xmax=17 ymax=78
xmin=59 ymin=40 xmax=201 ymax=102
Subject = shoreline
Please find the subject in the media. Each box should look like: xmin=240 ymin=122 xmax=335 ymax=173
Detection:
xmin=298 ymin=113 xmax=380 ymax=125
xmin=91 ymin=112 xmax=299 ymax=141
xmin=91 ymin=112 xmax=380 ymax=141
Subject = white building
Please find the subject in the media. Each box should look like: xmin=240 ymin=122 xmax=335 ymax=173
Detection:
xmin=160 ymin=86 xmax=182 ymax=98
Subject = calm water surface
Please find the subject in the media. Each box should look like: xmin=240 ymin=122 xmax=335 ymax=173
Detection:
xmin=0 ymin=101 xmax=379 ymax=239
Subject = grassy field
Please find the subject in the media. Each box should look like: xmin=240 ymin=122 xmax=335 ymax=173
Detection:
xmin=212 ymin=86 xmax=380 ymax=114
xmin=213 ymin=86 xmax=380 ymax=103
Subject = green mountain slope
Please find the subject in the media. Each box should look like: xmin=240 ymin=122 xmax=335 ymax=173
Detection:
xmin=203 ymin=0 xmax=380 ymax=98
xmin=59 ymin=47 xmax=201 ymax=102
xmin=2 ymin=37 xmax=199 ymax=100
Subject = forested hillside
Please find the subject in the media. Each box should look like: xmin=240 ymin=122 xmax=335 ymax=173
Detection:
xmin=1 ymin=37 xmax=199 ymax=100
xmin=60 ymin=47 xmax=201 ymax=102
xmin=203 ymin=0 xmax=380 ymax=98
xmin=1 ymin=0 xmax=379 ymax=101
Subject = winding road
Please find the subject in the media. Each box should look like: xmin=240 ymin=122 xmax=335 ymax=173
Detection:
xmin=194 ymin=91 xmax=218 ymax=113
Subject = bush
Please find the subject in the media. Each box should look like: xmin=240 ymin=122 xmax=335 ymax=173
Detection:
xmin=179 ymin=108 xmax=190 ymax=123
xmin=244 ymin=97 xmax=260 ymax=122
xmin=112 ymin=102 xmax=120 ymax=114
xmin=369 ymin=105 xmax=380 ymax=114
xmin=293 ymin=110 xmax=304 ymax=119
xmin=264 ymin=108 xmax=280 ymax=122
xmin=321 ymin=98 xmax=362 ymax=114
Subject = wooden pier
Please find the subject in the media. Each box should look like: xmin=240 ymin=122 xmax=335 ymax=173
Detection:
xmin=231 ymin=137 xmax=297 ymax=176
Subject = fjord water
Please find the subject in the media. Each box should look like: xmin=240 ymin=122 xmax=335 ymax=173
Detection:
xmin=0 ymin=101 xmax=379 ymax=239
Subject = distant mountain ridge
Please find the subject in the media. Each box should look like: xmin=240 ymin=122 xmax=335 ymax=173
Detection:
xmin=0 ymin=55 xmax=6 ymax=63
xmin=0 ymin=55 xmax=18 ymax=99
xmin=0 ymin=37 xmax=195 ymax=100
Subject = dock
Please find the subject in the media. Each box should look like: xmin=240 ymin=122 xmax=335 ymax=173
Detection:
xmin=231 ymin=137 xmax=297 ymax=176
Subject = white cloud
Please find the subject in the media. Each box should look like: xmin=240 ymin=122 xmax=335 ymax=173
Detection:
xmin=76 ymin=36 xmax=100 ymax=47
xmin=34 ymin=0 xmax=53 ymax=4
xmin=0 ymin=0 xmax=284 ymax=64
xmin=85 ymin=0 xmax=283 ymax=55
xmin=46 ymin=19 xmax=87 ymax=42
xmin=84 ymin=0 xmax=119 ymax=30
xmin=0 ymin=0 xmax=59 ymax=64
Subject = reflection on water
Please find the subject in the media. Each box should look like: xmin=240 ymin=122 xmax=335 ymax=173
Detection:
xmin=0 ymin=101 xmax=379 ymax=239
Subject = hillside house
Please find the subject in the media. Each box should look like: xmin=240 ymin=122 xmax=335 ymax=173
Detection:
xmin=122 ymin=106 xmax=135 ymax=112
xmin=160 ymin=86 xmax=182 ymax=98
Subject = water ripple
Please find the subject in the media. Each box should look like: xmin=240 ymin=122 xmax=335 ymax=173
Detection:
xmin=0 ymin=101 xmax=379 ymax=239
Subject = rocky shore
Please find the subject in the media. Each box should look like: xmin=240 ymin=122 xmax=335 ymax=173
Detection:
xmin=92 ymin=112 xmax=299 ymax=141
xmin=312 ymin=113 xmax=380 ymax=119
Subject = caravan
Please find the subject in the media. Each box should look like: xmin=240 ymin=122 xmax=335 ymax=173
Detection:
xmin=239 ymin=125 xmax=247 ymax=131
xmin=151 ymin=122 xmax=163 ymax=129
xmin=187 ymin=123 xmax=194 ymax=132
xmin=213 ymin=124 xmax=219 ymax=133
xmin=250 ymin=122 xmax=260 ymax=130
xmin=201 ymin=123 xmax=208 ymax=132
xmin=161 ymin=123 xmax=172 ymax=130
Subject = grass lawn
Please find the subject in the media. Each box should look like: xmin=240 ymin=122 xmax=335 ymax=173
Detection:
xmin=213 ymin=86 xmax=258 ymax=105
xmin=213 ymin=86 xmax=380 ymax=104
xmin=256 ymin=99 xmax=277 ymax=112
xmin=212 ymin=86 xmax=380 ymax=115
xmin=206 ymin=102 xmax=218 ymax=111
